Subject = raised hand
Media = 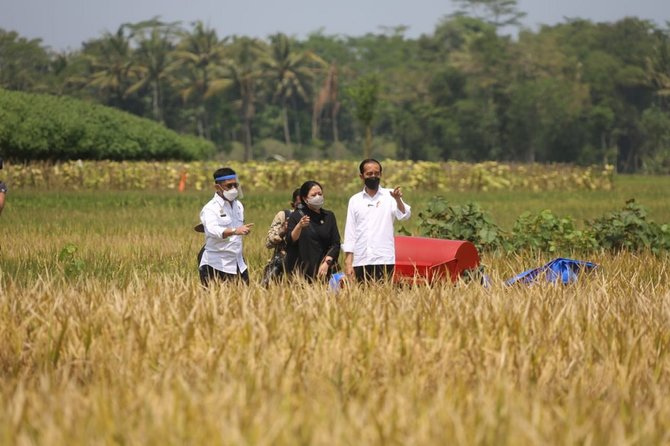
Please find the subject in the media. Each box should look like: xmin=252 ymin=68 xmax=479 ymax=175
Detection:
xmin=300 ymin=215 xmax=310 ymax=228
xmin=235 ymin=223 xmax=254 ymax=235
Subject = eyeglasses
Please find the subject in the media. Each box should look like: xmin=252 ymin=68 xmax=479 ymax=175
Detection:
xmin=220 ymin=182 xmax=239 ymax=190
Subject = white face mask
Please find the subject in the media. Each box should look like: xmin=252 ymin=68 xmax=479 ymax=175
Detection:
xmin=223 ymin=188 xmax=239 ymax=201
xmin=306 ymin=195 xmax=324 ymax=209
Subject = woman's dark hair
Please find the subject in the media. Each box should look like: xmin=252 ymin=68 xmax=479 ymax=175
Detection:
xmin=291 ymin=188 xmax=301 ymax=203
xmin=299 ymin=180 xmax=322 ymax=204
xmin=213 ymin=167 xmax=236 ymax=183
xmin=359 ymin=159 xmax=382 ymax=174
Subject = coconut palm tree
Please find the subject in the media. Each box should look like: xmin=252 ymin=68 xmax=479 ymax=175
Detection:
xmin=0 ymin=29 xmax=50 ymax=91
xmin=226 ymin=36 xmax=265 ymax=161
xmin=82 ymin=25 xmax=139 ymax=109
xmin=451 ymin=0 xmax=526 ymax=29
xmin=126 ymin=18 xmax=181 ymax=123
xmin=170 ymin=21 xmax=229 ymax=139
xmin=648 ymin=30 xmax=670 ymax=109
xmin=312 ymin=62 xmax=341 ymax=142
xmin=261 ymin=33 xmax=326 ymax=146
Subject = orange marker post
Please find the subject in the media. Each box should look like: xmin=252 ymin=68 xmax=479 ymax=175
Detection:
xmin=178 ymin=171 xmax=187 ymax=192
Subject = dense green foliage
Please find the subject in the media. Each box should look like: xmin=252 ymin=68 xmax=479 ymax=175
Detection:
xmin=587 ymin=199 xmax=670 ymax=253
xmin=418 ymin=197 xmax=670 ymax=254
xmin=418 ymin=200 xmax=506 ymax=251
xmin=511 ymin=210 xmax=593 ymax=253
xmin=0 ymin=89 xmax=214 ymax=160
xmin=1 ymin=2 xmax=669 ymax=170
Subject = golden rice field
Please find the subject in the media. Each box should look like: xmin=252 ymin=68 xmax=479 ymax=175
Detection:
xmin=0 ymin=172 xmax=669 ymax=445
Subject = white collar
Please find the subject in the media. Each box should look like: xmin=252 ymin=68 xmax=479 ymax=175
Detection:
xmin=362 ymin=186 xmax=382 ymax=199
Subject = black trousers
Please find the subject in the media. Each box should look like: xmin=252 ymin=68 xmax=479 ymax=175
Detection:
xmin=354 ymin=264 xmax=395 ymax=283
xmin=199 ymin=264 xmax=250 ymax=287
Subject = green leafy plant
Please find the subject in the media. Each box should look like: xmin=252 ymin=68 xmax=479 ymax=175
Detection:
xmin=417 ymin=197 xmax=507 ymax=251
xmin=58 ymin=243 xmax=86 ymax=276
xmin=417 ymin=198 xmax=668 ymax=254
xmin=586 ymin=199 xmax=670 ymax=254
xmin=511 ymin=209 xmax=596 ymax=253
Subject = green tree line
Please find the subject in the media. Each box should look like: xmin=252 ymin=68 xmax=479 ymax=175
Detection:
xmin=1 ymin=0 xmax=669 ymax=172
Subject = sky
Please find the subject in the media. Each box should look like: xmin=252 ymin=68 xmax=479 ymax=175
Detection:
xmin=1 ymin=0 xmax=668 ymax=51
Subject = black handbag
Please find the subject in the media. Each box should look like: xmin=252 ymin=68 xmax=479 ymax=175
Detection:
xmin=261 ymin=248 xmax=287 ymax=286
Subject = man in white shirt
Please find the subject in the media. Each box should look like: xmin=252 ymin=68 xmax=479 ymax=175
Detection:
xmin=342 ymin=159 xmax=411 ymax=282
xmin=199 ymin=167 xmax=255 ymax=286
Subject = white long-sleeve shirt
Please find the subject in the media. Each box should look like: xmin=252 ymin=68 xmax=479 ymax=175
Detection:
xmin=199 ymin=193 xmax=248 ymax=274
xmin=341 ymin=186 xmax=411 ymax=267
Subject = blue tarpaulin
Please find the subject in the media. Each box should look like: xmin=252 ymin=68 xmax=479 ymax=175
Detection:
xmin=505 ymin=258 xmax=598 ymax=286
xmin=329 ymin=272 xmax=346 ymax=292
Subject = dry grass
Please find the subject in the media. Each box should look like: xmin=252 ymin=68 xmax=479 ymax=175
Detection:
xmin=1 ymin=256 xmax=669 ymax=445
xmin=1 ymin=183 xmax=669 ymax=445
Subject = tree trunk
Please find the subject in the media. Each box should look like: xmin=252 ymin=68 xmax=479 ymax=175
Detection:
xmin=282 ymin=103 xmax=291 ymax=146
xmin=332 ymin=118 xmax=339 ymax=144
xmin=292 ymin=97 xmax=301 ymax=147
xmin=364 ymin=125 xmax=373 ymax=158
xmin=295 ymin=112 xmax=302 ymax=147
xmin=196 ymin=105 xmax=205 ymax=138
xmin=203 ymin=113 xmax=211 ymax=140
xmin=152 ymin=81 xmax=162 ymax=122
xmin=332 ymin=102 xmax=340 ymax=143
xmin=201 ymin=69 xmax=211 ymax=140
xmin=525 ymin=144 xmax=535 ymax=163
xmin=243 ymin=118 xmax=253 ymax=161
xmin=197 ymin=119 xmax=204 ymax=138
xmin=312 ymin=105 xmax=320 ymax=140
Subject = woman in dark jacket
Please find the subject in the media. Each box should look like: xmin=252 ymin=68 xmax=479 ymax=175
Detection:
xmin=285 ymin=180 xmax=341 ymax=280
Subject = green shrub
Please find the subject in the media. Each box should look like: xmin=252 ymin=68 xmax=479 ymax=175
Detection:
xmin=417 ymin=197 xmax=669 ymax=254
xmin=58 ymin=243 xmax=85 ymax=277
xmin=511 ymin=210 xmax=597 ymax=253
xmin=0 ymin=88 xmax=214 ymax=161
xmin=585 ymin=199 xmax=670 ymax=254
xmin=417 ymin=197 xmax=507 ymax=252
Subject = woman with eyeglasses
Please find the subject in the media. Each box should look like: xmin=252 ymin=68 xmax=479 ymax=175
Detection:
xmin=284 ymin=180 xmax=341 ymax=281
xmin=197 ymin=167 xmax=254 ymax=286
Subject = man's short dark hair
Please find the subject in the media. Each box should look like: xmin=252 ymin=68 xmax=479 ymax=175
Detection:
xmin=359 ymin=159 xmax=382 ymax=175
xmin=213 ymin=167 xmax=236 ymax=183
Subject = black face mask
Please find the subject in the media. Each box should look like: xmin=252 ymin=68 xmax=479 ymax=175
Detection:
xmin=364 ymin=177 xmax=380 ymax=190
